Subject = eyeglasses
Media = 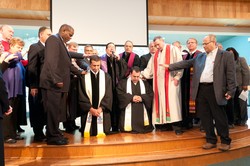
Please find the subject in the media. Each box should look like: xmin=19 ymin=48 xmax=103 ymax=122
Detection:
xmin=187 ymin=42 xmax=196 ymax=45
xmin=202 ymin=41 xmax=214 ymax=46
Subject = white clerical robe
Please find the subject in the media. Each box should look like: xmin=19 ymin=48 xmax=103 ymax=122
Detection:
xmin=142 ymin=44 xmax=183 ymax=125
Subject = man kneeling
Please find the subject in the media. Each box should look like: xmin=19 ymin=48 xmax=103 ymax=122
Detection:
xmin=78 ymin=55 xmax=112 ymax=137
xmin=117 ymin=66 xmax=154 ymax=133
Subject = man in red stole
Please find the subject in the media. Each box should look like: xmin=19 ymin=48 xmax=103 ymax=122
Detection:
xmin=119 ymin=40 xmax=140 ymax=77
xmin=0 ymin=25 xmax=14 ymax=51
xmin=141 ymin=36 xmax=183 ymax=135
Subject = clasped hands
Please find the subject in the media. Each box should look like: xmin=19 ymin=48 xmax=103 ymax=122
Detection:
xmin=90 ymin=107 xmax=103 ymax=117
xmin=133 ymin=95 xmax=142 ymax=103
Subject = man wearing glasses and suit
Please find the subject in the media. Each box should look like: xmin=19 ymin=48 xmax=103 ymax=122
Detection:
xmin=161 ymin=34 xmax=236 ymax=151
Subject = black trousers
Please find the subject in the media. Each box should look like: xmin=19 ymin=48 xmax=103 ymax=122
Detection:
xmin=28 ymin=88 xmax=46 ymax=136
xmin=110 ymin=90 xmax=120 ymax=131
xmin=234 ymin=87 xmax=248 ymax=124
xmin=0 ymin=120 xmax=4 ymax=166
xmin=225 ymin=98 xmax=234 ymax=125
xmin=3 ymin=97 xmax=18 ymax=140
xmin=196 ymin=83 xmax=231 ymax=145
xmin=42 ymin=89 xmax=67 ymax=142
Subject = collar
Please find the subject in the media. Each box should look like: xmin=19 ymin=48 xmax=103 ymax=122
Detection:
xmin=90 ymin=69 xmax=99 ymax=76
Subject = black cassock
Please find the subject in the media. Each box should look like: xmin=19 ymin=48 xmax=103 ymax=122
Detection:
xmin=116 ymin=79 xmax=154 ymax=133
xmin=78 ymin=72 xmax=112 ymax=136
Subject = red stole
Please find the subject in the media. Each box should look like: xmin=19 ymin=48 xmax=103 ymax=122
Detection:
xmin=2 ymin=40 xmax=10 ymax=51
xmin=120 ymin=52 xmax=136 ymax=76
xmin=154 ymin=45 xmax=171 ymax=122
xmin=189 ymin=50 xmax=201 ymax=113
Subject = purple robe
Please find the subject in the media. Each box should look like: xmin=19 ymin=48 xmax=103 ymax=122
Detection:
xmin=2 ymin=52 xmax=25 ymax=99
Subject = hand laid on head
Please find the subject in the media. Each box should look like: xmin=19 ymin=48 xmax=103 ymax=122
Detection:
xmin=140 ymin=74 xmax=146 ymax=80
xmin=81 ymin=70 xmax=87 ymax=75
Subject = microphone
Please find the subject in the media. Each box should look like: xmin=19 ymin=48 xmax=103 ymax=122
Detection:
xmin=111 ymin=51 xmax=116 ymax=58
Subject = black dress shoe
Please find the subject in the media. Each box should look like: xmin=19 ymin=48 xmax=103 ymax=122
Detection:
xmin=79 ymin=127 xmax=83 ymax=132
xmin=47 ymin=139 xmax=68 ymax=145
xmin=73 ymin=125 xmax=80 ymax=130
xmin=175 ymin=130 xmax=183 ymax=135
xmin=5 ymin=138 xmax=17 ymax=144
xmin=15 ymin=135 xmax=24 ymax=140
xmin=34 ymin=135 xmax=46 ymax=142
xmin=200 ymin=126 xmax=205 ymax=132
xmin=17 ymin=126 xmax=25 ymax=133
xmin=65 ymin=127 xmax=75 ymax=133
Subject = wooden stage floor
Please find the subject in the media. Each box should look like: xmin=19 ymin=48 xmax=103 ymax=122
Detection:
xmin=6 ymin=119 xmax=250 ymax=147
xmin=4 ymin=119 xmax=250 ymax=166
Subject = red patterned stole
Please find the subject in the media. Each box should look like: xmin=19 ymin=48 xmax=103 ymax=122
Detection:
xmin=154 ymin=45 xmax=171 ymax=122
xmin=189 ymin=50 xmax=201 ymax=114
xmin=119 ymin=52 xmax=136 ymax=76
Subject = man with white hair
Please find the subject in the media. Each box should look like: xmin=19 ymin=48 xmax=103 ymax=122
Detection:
xmin=141 ymin=36 xmax=184 ymax=135
xmin=0 ymin=25 xmax=14 ymax=51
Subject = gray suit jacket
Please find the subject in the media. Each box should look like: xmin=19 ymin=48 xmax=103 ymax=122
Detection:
xmin=169 ymin=49 xmax=236 ymax=105
xmin=235 ymin=57 xmax=250 ymax=88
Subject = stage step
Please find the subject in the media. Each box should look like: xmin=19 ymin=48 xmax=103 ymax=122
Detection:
xmin=5 ymin=126 xmax=250 ymax=166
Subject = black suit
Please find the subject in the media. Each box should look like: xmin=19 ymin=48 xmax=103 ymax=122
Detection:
xmin=0 ymin=64 xmax=10 ymax=166
xmin=26 ymin=41 xmax=46 ymax=138
xmin=120 ymin=52 xmax=140 ymax=77
xmin=169 ymin=49 xmax=236 ymax=145
xmin=40 ymin=34 xmax=81 ymax=143
xmin=139 ymin=53 xmax=153 ymax=86
xmin=76 ymin=58 xmax=90 ymax=70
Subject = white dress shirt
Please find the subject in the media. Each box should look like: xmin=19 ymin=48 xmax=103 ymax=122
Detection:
xmin=200 ymin=47 xmax=218 ymax=83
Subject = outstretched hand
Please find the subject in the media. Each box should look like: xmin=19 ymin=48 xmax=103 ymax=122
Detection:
xmin=159 ymin=64 xmax=169 ymax=68
xmin=0 ymin=53 xmax=18 ymax=63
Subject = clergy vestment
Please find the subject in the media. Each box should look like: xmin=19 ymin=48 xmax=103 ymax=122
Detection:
xmin=116 ymin=77 xmax=154 ymax=133
xmin=100 ymin=53 xmax=127 ymax=131
xmin=78 ymin=70 xmax=112 ymax=136
xmin=141 ymin=44 xmax=183 ymax=125
xmin=181 ymin=50 xmax=201 ymax=128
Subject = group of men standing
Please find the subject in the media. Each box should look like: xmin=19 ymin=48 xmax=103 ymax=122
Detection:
xmin=26 ymin=24 xmax=239 ymax=153
xmin=25 ymin=24 xmax=156 ymax=145
xmin=1 ymin=23 xmax=245 ymax=154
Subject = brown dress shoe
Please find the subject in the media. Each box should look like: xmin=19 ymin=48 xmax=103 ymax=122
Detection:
xmin=202 ymin=143 xmax=216 ymax=149
xmin=218 ymin=143 xmax=230 ymax=151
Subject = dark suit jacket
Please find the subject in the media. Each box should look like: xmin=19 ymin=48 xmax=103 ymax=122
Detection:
xmin=0 ymin=67 xmax=9 ymax=119
xmin=40 ymin=34 xmax=80 ymax=92
xmin=169 ymin=49 xmax=236 ymax=105
xmin=26 ymin=41 xmax=45 ymax=88
xmin=139 ymin=53 xmax=152 ymax=71
xmin=76 ymin=58 xmax=90 ymax=70
xmin=236 ymin=57 xmax=250 ymax=87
